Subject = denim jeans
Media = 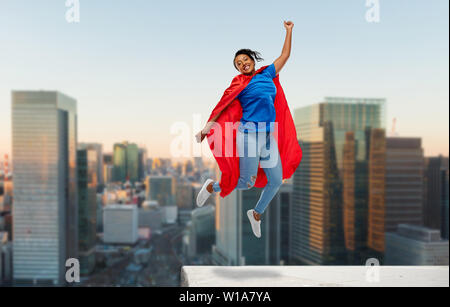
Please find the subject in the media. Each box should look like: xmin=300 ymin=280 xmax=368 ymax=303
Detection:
xmin=212 ymin=129 xmax=283 ymax=215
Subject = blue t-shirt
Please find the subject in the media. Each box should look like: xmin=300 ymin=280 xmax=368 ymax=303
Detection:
xmin=237 ymin=63 xmax=277 ymax=132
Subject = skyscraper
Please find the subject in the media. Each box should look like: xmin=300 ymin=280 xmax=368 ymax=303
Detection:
xmin=292 ymin=97 xmax=385 ymax=265
xmin=443 ymin=167 xmax=450 ymax=240
xmin=103 ymin=204 xmax=138 ymax=244
xmin=385 ymin=224 xmax=449 ymax=265
xmin=76 ymin=148 xmax=97 ymax=275
xmin=113 ymin=143 xmax=127 ymax=182
xmin=176 ymin=180 xmax=195 ymax=225
xmin=188 ymin=206 xmax=215 ymax=256
xmin=12 ymin=91 xmax=78 ymax=285
xmin=423 ymin=156 xmax=449 ymax=238
xmin=145 ymin=175 xmax=175 ymax=207
xmin=78 ymin=143 xmax=104 ymax=188
xmin=366 ymin=128 xmax=386 ymax=257
xmin=126 ymin=143 xmax=139 ymax=183
xmin=138 ymin=147 xmax=148 ymax=181
xmin=212 ymin=186 xmax=281 ymax=266
xmin=113 ymin=142 xmax=139 ymax=183
xmin=384 ymin=137 xmax=424 ymax=233
xmin=103 ymin=153 xmax=113 ymax=184
xmin=279 ymin=183 xmax=292 ymax=265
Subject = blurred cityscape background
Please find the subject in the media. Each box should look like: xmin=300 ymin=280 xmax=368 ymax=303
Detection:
xmin=0 ymin=0 xmax=448 ymax=287
xmin=0 ymin=93 xmax=448 ymax=287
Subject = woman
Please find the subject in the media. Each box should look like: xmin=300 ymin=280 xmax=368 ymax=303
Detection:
xmin=195 ymin=21 xmax=302 ymax=238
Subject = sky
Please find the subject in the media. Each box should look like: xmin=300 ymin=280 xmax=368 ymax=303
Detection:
xmin=0 ymin=0 xmax=448 ymax=159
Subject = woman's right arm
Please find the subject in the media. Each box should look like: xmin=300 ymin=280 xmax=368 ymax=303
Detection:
xmin=195 ymin=112 xmax=222 ymax=143
xmin=196 ymin=75 xmax=243 ymax=143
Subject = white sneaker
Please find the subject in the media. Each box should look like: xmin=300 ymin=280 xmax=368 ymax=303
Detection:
xmin=196 ymin=179 xmax=214 ymax=207
xmin=247 ymin=209 xmax=261 ymax=238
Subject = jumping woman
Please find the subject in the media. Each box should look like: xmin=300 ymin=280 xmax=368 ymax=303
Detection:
xmin=195 ymin=21 xmax=302 ymax=238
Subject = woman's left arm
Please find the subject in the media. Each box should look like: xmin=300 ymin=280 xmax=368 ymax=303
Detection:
xmin=274 ymin=21 xmax=294 ymax=75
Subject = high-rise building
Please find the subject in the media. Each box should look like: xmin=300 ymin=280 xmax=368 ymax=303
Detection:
xmin=279 ymin=183 xmax=292 ymax=265
xmin=194 ymin=157 xmax=204 ymax=173
xmin=126 ymin=143 xmax=139 ymax=183
xmin=384 ymin=137 xmax=424 ymax=233
xmin=187 ymin=206 xmax=215 ymax=256
xmin=443 ymin=166 xmax=450 ymax=240
xmin=385 ymin=224 xmax=449 ymax=265
xmin=1 ymin=180 xmax=13 ymax=211
xmin=366 ymin=128 xmax=386 ymax=257
xmin=138 ymin=200 xmax=162 ymax=232
xmin=103 ymin=153 xmax=113 ymax=165
xmin=103 ymin=204 xmax=138 ymax=244
xmin=146 ymin=158 xmax=153 ymax=175
xmin=138 ymin=148 xmax=147 ymax=181
xmin=212 ymin=186 xmax=281 ymax=266
xmin=292 ymin=97 xmax=385 ymax=265
xmin=78 ymin=143 xmax=104 ymax=188
xmin=103 ymin=153 xmax=113 ymax=184
xmin=176 ymin=180 xmax=195 ymax=225
xmin=176 ymin=181 xmax=194 ymax=209
xmin=96 ymin=193 xmax=103 ymax=233
xmin=113 ymin=142 xmax=139 ymax=183
xmin=423 ymin=156 xmax=449 ymax=238
xmin=145 ymin=175 xmax=175 ymax=206
xmin=12 ymin=91 xmax=78 ymax=285
xmin=113 ymin=143 xmax=127 ymax=182
xmin=76 ymin=148 xmax=97 ymax=275
xmin=0 ymin=232 xmax=12 ymax=286
xmin=184 ymin=160 xmax=194 ymax=175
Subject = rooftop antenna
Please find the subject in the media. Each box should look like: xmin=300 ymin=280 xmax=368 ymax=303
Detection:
xmin=391 ymin=117 xmax=399 ymax=136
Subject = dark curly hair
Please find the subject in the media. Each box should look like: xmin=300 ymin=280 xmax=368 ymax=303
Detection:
xmin=233 ymin=49 xmax=264 ymax=70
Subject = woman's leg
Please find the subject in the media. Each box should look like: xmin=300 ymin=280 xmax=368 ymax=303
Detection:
xmin=235 ymin=130 xmax=260 ymax=190
xmin=253 ymin=132 xmax=283 ymax=215
xmin=211 ymin=181 xmax=221 ymax=193
xmin=209 ymin=130 xmax=260 ymax=193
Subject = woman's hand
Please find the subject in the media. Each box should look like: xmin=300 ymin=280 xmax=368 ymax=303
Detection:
xmin=284 ymin=20 xmax=294 ymax=31
xmin=274 ymin=21 xmax=293 ymax=75
xmin=195 ymin=124 xmax=212 ymax=143
xmin=195 ymin=130 xmax=205 ymax=143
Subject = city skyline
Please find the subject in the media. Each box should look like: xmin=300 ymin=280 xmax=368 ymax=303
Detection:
xmin=1 ymin=0 xmax=449 ymax=158
xmin=1 ymin=1 xmax=448 ymax=289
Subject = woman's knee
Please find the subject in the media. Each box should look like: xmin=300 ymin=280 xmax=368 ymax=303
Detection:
xmin=239 ymin=174 xmax=257 ymax=189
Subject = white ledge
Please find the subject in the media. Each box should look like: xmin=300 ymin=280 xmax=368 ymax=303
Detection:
xmin=181 ymin=266 xmax=449 ymax=287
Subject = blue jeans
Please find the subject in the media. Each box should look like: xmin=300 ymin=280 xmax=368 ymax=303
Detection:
xmin=212 ymin=129 xmax=283 ymax=215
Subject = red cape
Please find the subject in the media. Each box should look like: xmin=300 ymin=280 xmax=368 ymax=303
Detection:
xmin=206 ymin=65 xmax=302 ymax=198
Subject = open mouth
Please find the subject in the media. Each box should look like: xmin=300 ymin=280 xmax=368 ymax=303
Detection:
xmin=243 ymin=64 xmax=250 ymax=71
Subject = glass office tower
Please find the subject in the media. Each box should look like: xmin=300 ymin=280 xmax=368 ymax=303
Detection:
xmin=12 ymin=91 xmax=78 ymax=285
xmin=78 ymin=143 xmax=104 ymax=188
xmin=292 ymin=97 xmax=385 ymax=265
xmin=145 ymin=175 xmax=175 ymax=207
xmin=126 ymin=143 xmax=139 ymax=183
xmin=113 ymin=143 xmax=127 ymax=182
xmin=383 ymin=138 xmax=425 ymax=233
xmin=113 ymin=141 xmax=139 ymax=183
xmin=212 ymin=185 xmax=282 ymax=266
xmin=423 ymin=156 xmax=449 ymax=236
xmin=77 ymin=148 xmax=97 ymax=275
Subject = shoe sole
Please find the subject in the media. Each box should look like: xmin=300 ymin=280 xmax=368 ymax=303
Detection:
xmin=247 ymin=210 xmax=261 ymax=238
xmin=196 ymin=179 xmax=214 ymax=207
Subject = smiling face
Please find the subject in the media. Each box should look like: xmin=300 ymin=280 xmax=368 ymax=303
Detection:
xmin=234 ymin=54 xmax=256 ymax=75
